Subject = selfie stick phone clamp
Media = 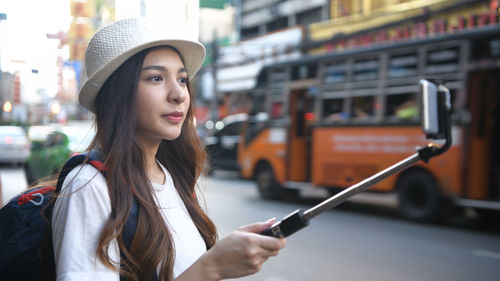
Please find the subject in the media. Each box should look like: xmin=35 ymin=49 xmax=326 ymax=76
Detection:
xmin=260 ymin=79 xmax=452 ymax=238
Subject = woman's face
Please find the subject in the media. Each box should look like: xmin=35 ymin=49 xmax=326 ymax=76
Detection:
xmin=135 ymin=47 xmax=190 ymax=144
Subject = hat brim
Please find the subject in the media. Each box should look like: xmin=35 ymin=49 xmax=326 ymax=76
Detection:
xmin=79 ymin=39 xmax=205 ymax=113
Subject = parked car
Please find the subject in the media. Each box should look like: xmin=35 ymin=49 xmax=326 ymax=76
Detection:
xmin=204 ymin=113 xmax=247 ymax=174
xmin=27 ymin=125 xmax=56 ymax=142
xmin=25 ymin=131 xmax=71 ymax=184
xmin=25 ymin=124 xmax=95 ymax=185
xmin=0 ymin=125 xmax=31 ymax=165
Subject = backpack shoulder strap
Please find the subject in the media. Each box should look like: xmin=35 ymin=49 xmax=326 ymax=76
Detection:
xmin=56 ymin=150 xmax=105 ymax=192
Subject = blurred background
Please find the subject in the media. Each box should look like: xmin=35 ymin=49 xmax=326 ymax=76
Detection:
xmin=0 ymin=0 xmax=499 ymax=280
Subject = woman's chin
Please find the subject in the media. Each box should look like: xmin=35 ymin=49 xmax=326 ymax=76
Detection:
xmin=162 ymin=132 xmax=182 ymax=141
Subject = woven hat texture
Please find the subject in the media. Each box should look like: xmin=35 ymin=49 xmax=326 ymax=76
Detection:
xmin=78 ymin=18 xmax=205 ymax=113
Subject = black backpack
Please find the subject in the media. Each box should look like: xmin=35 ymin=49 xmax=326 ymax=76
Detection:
xmin=0 ymin=151 xmax=140 ymax=281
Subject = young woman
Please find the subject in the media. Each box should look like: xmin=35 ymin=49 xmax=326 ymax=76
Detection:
xmin=51 ymin=18 xmax=286 ymax=281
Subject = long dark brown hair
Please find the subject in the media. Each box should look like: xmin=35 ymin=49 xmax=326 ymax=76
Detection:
xmin=51 ymin=46 xmax=216 ymax=281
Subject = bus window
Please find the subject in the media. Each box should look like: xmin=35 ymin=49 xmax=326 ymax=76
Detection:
xmin=353 ymin=58 xmax=379 ymax=81
xmin=385 ymin=93 xmax=418 ymax=121
xmin=323 ymin=61 xmax=348 ymax=84
xmin=250 ymin=94 xmax=266 ymax=115
xmin=388 ymin=54 xmax=417 ymax=78
xmin=322 ymin=98 xmax=347 ymax=123
xmin=471 ymin=37 xmax=500 ymax=60
xmin=426 ymin=47 xmax=459 ymax=75
xmin=292 ymin=63 xmax=317 ymax=80
xmin=351 ymin=96 xmax=375 ymax=120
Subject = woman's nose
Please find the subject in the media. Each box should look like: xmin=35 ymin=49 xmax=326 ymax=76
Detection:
xmin=167 ymin=82 xmax=187 ymax=104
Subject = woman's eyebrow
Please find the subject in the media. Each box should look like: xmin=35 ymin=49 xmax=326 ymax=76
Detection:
xmin=141 ymin=65 xmax=187 ymax=74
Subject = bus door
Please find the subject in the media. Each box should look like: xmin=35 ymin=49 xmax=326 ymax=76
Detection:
xmin=287 ymin=89 xmax=313 ymax=182
xmin=466 ymin=70 xmax=500 ymax=200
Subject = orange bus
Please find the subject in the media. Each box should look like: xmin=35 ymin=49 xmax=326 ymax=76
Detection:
xmin=238 ymin=25 xmax=500 ymax=223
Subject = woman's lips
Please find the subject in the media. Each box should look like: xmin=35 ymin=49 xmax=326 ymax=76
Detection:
xmin=163 ymin=112 xmax=183 ymax=122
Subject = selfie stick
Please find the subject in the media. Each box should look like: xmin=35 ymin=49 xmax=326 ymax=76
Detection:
xmin=260 ymin=80 xmax=452 ymax=238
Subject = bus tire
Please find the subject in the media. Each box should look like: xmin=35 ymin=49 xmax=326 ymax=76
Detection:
xmin=397 ymin=170 xmax=443 ymax=223
xmin=255 ymin=163 xmax=281 ymax=200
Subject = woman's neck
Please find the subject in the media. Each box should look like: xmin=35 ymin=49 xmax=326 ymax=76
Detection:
xmin=142 ymin=142 xmax=165 ymax=185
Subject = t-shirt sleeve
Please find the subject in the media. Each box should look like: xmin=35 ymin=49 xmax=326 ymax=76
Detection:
xmin=52 ymin=164 xmax=120 ymax=281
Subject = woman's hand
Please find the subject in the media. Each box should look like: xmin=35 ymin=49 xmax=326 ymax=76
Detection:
xmin=177 ymin=219 xmax=286 ymax=281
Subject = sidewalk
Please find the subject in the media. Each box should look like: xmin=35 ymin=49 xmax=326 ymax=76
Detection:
xmin=0 ymin=166 xmax=28 ymax=206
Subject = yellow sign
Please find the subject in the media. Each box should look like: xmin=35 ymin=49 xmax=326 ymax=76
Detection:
xmin=67 ymin=19 xmax=93 ymax=61
xmin=69 ymin=39 xmax=87 ymax=61
xmin=68 ymin=21 xmax=92 ymax=40
xmin=70 ymin=1 xmax=91 ymax=18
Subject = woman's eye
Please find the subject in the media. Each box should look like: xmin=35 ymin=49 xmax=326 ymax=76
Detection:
xmin=149 ymin=75 xmax=163 ymax=82
xmin=178 ymin=77 xmax=188 ymax=84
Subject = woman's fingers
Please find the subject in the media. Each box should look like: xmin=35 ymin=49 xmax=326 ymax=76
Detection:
xmin=255 ymin=232 xmax=287 ymax=251
xmin=238 ymin=218 xmax=276 ymax=233
xmin=238 ymin=219 xmax=287 ymax=251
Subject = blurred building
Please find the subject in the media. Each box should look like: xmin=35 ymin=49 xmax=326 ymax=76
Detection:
xmin=45 ymin=0 xmax=98 ymax=122
xmin=307 ymin=0 xmax=497 ymax=54
xmin=238 ymin=0 xmax=330 ymax=40
xmin=115 ymin=0 xmax=200 ymax=39
xmin=202 ymin=0 xmax=499 ymax=121
xmin=214 ymin=27 xmax=304 ymax=118
xmin=196 ymin=0 xmax=235 ymax=124
xmin=199 ymin=2 xmax=235 ymax=43
xmin=199 ymin=0 xmax=324 ymax=121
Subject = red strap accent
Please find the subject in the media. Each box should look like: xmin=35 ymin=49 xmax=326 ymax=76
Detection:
xmin=72 ymin=152 xmax=106 ymax=170
xmin=17 ymin=185 xmax=55 ymax=205
xmin=89 ymin=160 xmax=107 ymax=171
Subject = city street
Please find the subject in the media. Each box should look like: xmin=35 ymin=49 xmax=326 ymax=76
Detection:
xmin=1 ymin=167 xmax=499 ymax=281
xmin=201 ymin=171 xmax=500 ymax=281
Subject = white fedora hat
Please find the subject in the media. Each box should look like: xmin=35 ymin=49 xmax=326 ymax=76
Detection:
xmin=79 ymin=18 xmax=206 ymax=113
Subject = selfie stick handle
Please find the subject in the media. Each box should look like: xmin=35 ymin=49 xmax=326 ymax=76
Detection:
xmin=260 ymin=151 xmax=421 ymax=238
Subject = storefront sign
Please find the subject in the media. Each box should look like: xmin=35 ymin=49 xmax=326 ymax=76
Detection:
xmin=320 ymin=4 xmax=499 ymax=52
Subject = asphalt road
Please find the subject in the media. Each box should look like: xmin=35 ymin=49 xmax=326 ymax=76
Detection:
xmin=0 ymin=164 xmax=28 ymax=205
xmin=201 ymin=171 xmax=500 ymax=281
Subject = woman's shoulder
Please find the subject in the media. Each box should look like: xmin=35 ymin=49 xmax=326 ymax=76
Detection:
xmin=60 ymin=163 xmax=107 ymax=195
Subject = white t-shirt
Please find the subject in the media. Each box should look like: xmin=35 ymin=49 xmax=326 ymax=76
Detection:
xmin=52 ymin=162 xmax=207 ymax=281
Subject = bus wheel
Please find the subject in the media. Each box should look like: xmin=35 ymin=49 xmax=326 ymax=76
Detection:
xmin=397 ymin=170 xmax=443 ymax=223
xmin=255 ymin=163 xmax=281 ymax=200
